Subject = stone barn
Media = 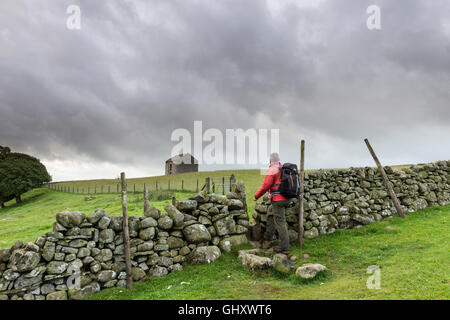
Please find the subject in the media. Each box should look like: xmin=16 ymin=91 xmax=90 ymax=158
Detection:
xmin=165 ymin=153 xmax=198 ymax=175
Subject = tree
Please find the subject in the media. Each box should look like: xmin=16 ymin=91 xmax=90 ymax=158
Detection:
xmin=0 ymin=146 xmax=11 ymax=155
xmin=0 ymin=151 xmax=51 ymax=208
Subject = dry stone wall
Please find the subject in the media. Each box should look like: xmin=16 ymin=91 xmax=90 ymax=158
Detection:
xmin=0 ymin=182 xmax=249 ymax=300
xmin=251 ymin=161 xmax=450 ymax=241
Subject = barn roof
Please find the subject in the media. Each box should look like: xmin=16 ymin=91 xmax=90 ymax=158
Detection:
xmin=165 ymin=153 xmax=198 ymax=165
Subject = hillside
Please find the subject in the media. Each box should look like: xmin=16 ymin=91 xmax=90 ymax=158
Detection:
xmin=0 ymin=165 xmax=448 ymax=299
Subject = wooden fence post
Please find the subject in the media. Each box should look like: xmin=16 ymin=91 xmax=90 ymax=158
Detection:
xmin=222 ymin=177 xmax=225 ymax=195
xmin=143 ymin=188 xmax=149 ymax=213
xmin=196 ymin=179 xmax=199 ymax=192
xmin=120 ymin=172 xmax=133 ymax=289
xmin=212 ymin=182 xmax=215 ymax=193
xmin=298 ymin=140 xmax=305 ymax=248
xmin=205 ymin=177 xmax=210 ymax=193
xmin=364 ymin=138 xmax=405 ymax=218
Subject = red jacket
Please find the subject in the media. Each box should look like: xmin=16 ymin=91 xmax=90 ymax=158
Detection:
xmin=254 ymin=161 xmax=287 ymax=202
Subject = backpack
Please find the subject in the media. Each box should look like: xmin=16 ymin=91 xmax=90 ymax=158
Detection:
xmin=272 ymin=163 xmax=300 ymax=198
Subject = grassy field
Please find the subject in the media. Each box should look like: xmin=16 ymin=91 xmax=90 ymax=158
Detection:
xmin=1 ymin=165 xmax=447 ymax=299
xmin=0 ymin=188 xmax=192 ymax=248
xmin=0 ymin=191 xmax=448 ymax=299
xmin=48 ymin=164 xmax=418 ymax=222
xmin=50 ymin=169 xmax=264 ymax=215
xmin=88 ymin=204 xmax=449 ymax=300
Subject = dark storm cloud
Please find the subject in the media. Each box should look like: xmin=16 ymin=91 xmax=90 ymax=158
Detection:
xmin=0 ymin=0 xmax=449 ymax=180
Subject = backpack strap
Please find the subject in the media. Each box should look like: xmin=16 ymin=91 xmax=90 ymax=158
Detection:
xmin=269 ymin=163 xmax=282 ymax=194
xmin=270 ymin=163 xmax=281 ymax=171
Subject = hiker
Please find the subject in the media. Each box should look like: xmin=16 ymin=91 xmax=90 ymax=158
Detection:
xmin=253 ymin=152 xmax=291 ymax=254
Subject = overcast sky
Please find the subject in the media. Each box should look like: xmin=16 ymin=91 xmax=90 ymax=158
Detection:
xmin=1 ymin=0 xmax=449 ymax=181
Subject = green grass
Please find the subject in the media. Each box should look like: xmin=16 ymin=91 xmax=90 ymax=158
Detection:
xmin=1 ymin=165 xmax=447 ymax=299
xmin=87 ymin=204 xmax=449 ymax=300
xmin=50 ymin=169 xmax=264 ymax=216
xmin=49 ymin=164 xmax=418 ymax=219
xmin=0 ymin=188 xmax=192 ymax=248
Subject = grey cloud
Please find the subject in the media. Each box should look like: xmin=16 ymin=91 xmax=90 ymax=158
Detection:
xmin=0 ymin=0 xmax=449 ymax=180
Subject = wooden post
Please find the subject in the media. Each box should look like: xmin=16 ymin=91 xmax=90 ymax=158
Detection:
xmin=205 ymin=177 xmax=210 ymax=193
xmin=222 ymin=177 xmax=225 ymax=195
xmin=143 ymin=188 xmax=149 ymax=213
xmin=364 ymin=138 xmax=405 ymax=218
xmin=229 ymin=176 xmax=232 ymax=192
xmin=212 ymin=182 xmax=215 ymax=193
xmin=298 ymin=140 xmax=305 ymax=248
xmin=120 ymin=172 xmax=133 ymax=289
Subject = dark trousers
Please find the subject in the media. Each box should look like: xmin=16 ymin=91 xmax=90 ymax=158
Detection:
xmin=264 ymin=200 xmax=290 ymax=251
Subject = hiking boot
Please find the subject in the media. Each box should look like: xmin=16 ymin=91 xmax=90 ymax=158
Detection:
xmin=263 ymin=235 xmax=276 ymax=241
xmin=262 ymin=240 xmax=273 ymax=249
xmin=273 ymin=246 xmax=289 ymax=255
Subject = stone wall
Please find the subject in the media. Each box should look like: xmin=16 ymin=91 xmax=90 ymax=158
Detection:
xmin=250 ymin=161 xmax=450 ymax=241
xmin=0 ymin=182 xmax=249 ymax=300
